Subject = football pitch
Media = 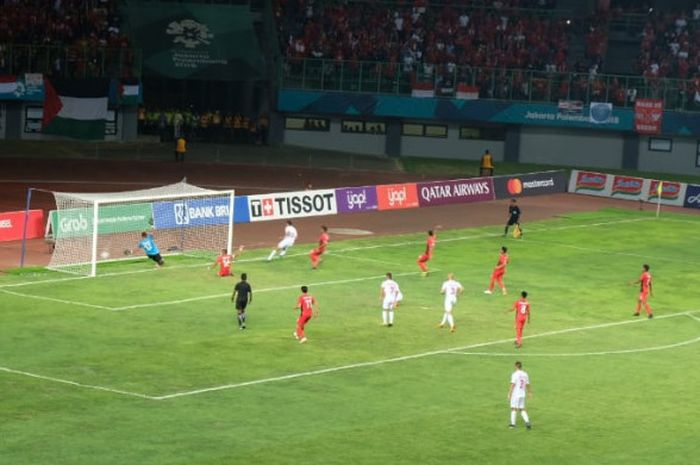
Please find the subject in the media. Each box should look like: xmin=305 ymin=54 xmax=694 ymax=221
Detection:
xmin=1 ymin=207 xmax=699 ymax=465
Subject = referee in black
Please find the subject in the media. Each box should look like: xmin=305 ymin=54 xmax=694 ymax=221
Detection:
xmin=232 ymin=273 xmax=253 ymax=330
xmin=504 ymin=198 xmax=522 ymax=237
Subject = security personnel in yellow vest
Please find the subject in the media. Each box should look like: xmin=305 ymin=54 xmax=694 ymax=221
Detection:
xmin=175 ymin=136 xmax=186 ymax=163
xmin=480 ymin=149 xmax=494 ymax=176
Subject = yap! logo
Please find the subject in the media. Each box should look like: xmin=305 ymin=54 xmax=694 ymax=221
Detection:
xmin=166 ymin=19 xmax=214 ymax=49
xmin=346 ymin=191 xmax=367 ymax=210
xmin=387 ymin=188 xmax=407 ymax=207
xmin=173 ymin=202 xmax=190 ymax=225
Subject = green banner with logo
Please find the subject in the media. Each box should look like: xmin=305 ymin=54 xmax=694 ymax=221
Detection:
xmin=51 ymin=203 xmax=153 ymax=239
xmin=125 ymin=2 xmax=264 ymax=80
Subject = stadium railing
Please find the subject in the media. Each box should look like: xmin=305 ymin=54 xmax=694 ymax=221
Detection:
xmin=279 ymin=57 xmax=700 ymax=112
xmin=0 ymin=44 xmax=142 ymax=79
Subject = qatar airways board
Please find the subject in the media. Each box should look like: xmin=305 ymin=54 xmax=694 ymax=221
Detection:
xmin=247 ymin=189 xmax=337 ymax=221
xmin=416 ymin=178 xmax=495 ymax=207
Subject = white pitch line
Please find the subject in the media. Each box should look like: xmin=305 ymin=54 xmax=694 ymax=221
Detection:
xmin=687 ymin=312 xmax=700 ymax=323
xmin=111 ymin=270 xmax=425 ymax=311
xmin=0 ymin=288 xmax=114 ymax=310
xmin=152 ymin=310 xmax=693 ymax=400
xmin=448 ymin=335 xmax=700 ymax=357
xmin=0 ymin=366 xmax=155 ymax=400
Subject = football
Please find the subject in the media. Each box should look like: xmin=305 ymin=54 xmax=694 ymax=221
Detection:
xmin=100 ymin=251 xmax=110 ymax=259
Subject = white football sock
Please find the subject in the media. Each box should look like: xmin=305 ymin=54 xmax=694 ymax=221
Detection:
xmin=521 ymin=411 xmax=530 ymax=423
xmin=382 ymin=310 xmax=388 ymax=325
xmin=267 ymin=250 xmax=276 ymax=260
xmin=447 ymin=313 xmax=455 ymax=328
xmin=388 ymin=311 xmax=395 ymax=324
xmin=440 ymin=313 xmax=448 ymax=325
xmin=510 ymin=411 xmax=517 ymax=425
xmin=279 ymin=248 xmax=287 ymax=257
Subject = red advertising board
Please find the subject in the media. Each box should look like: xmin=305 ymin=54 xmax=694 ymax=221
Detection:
xmin=0 ymin=209 xmax=45 ymax=242
xmin=634 ymin=98 xmax=664 ymax=135
xmin=376 ymin=183 xmax=419 ymax=210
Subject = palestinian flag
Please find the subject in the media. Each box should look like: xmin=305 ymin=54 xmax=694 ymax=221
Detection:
xmin=42 ymin=78 xmax=110 ymax=140
xmin=0 ymin=75 xmax=19 ymax=97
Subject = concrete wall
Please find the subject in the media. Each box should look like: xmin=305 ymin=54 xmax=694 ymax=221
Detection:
xmin=519 ymin=127 xmax=624 ymax=168
xmin=400 ymin=125 xmax=505 ymax=161
xmin=283 ymin=120 xmax=386 ymax=156
xmin=638 ymin=136 xmax=700 ymax=175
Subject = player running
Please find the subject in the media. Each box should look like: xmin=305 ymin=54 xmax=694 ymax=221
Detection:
xmin=417 ymin=227 xmax=439 ymax=276
xmin=212 ymin=245 xmax=244 ymax=277
xmin=439 ymin=273 xmax=464 ymax=332
xmin=267 ymin=220 xmax=298 ymax=261
xmin=508 ymin=361 xmax=532 ymax=429
xmin=309 ymin=225 xmax=329 ymax=269
xmin=630 ymin=264 xmax=653 ymax=319
xmin=294 ymin=285 xmax=318 ymax=343
xmin=507 ymin=291 xmax=531 ymax=349
xmin=504 ymin=199 xmax=522 ymax=238
xmin=485 ymin=246 xmax=509 ymax=295
xmin=138 ymin=231 xmax=164 ymax=267
xmin=380 ymin=272 xmax=403 ymax=327
xmin=231 ymin=273 xmax=252 ymax=330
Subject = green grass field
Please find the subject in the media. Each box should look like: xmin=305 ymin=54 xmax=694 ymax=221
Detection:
xmin=1 ymin=208 xmax=699 ymax=465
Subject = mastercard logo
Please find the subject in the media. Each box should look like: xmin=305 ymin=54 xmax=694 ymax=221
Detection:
xmin=507 ymin=178 xmax=523 ymax=195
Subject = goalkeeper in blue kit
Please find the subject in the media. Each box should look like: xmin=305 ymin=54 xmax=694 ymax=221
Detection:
xmin=138 ymin=231 xmax=165 ymax=267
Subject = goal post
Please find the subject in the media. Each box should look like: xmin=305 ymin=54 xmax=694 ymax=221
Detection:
xmin=46 ymin=181 xmax=236 ymax=276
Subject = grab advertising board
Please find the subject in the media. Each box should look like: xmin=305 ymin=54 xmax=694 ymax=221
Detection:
xmin=335 ymin=186 xmax=378 ymax=213
xmin=417 ymin=178 xmax=494 ymax=207
xmin=493 ymin=171 xmax=567 ymax=199
xmin=0 ymin=209 xmax=44 ymax=242
xmin=51 ymin=203 xmax=153 ymax=239
xmin=247 ymin=189 xmax=337 ymax=221
xmin=376 ymin=183 xmax=419 ymax=211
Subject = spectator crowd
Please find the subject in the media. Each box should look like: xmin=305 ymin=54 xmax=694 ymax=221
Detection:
xmin=0 ymin=0 xmax=133 ymax=77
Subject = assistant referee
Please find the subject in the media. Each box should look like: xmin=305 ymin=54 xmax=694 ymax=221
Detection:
xmin=504 ymin=199 xmax=522 ymax=237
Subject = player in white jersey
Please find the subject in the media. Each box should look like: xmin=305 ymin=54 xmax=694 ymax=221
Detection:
xmin=439 ymin=273 xmax=464 ymax=332
xmin=380 ymin=272 xmax=403 ymax=327
xmin=268 ymin=220 xmax=298 ymax=261
xmin=508 ymin=361 xmax=532 ymax=429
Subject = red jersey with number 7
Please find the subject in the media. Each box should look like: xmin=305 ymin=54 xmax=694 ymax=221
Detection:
xmin=297 ymin=294 xmax=316 ymax=315
xmin=513 ymin=298 xmax=530 ymax=322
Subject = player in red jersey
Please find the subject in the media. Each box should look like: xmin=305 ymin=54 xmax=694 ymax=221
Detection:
xmin=630 ymin=264 xmax=653 ymax=318
xmin=211 ymin=245 xmax=244 ymax=277
xmin=485 ymin=246 xmax=509 ymax=295
xmin=309 ymin=225 xmax=329 ymax=269
xmin=507 ymin=291 xmax=531 ymax=349
xmin=294 ymin=285 xmax=318 ymax=343
xmin=417 ymin=227 xmax=439 ymax=276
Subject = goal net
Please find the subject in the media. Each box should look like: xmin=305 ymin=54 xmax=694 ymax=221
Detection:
xmin=46 ymin=180 xmax=235 ymax=276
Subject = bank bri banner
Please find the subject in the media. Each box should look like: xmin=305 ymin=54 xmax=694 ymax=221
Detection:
xmin=153 ymin=196 xmax=249 ymax=228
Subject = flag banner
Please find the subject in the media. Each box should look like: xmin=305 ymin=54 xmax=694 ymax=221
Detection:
xmin=634 ymin=98 xmax=664 ymax=134
xmin=589 ymin=102 xmax=613 ymax=124
xmin=126 ymin=3 xmax=264 ymax=80
xmin=0 ymin=73 xmax=44 ymax=101
xmin=42 ymin=78 xmax=110 ymax=140
xmin=557 ymin=100 xmax=583 ymax=114
xmin=109 ymin=78 xmax=143 ymax=107
xmin=411 ymin=82 xmax=435 ymax=98
xmin=456 ymin=84 xmax=479 ymax=100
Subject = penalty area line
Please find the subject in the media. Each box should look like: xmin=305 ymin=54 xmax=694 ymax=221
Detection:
xmin=152 ymin=310 xmax=693 ymax=401
xmin=0 ymin=288 xmax=115 ymax=310
xmin=0 ymin=366 xmax=156 ymax=400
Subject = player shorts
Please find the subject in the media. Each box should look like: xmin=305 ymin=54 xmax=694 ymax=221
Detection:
xmin=236 ymin=300 xmax=248 ymax=311
xmin=219 ymin=269 xmax=231 ymax=277
xmin=491 ymin=270 xmax=505 ymax=279
xmin=383 ymin=293 xmax=403 ymax=310
xmin=297 ymin=311 xmax=313 ymax=326
xmin=510 ymin=395 xmax=526 ymax=409
xmin=417 ymin=253 xmax=431 ymax=263
xmin=639 ymin=291 xmax=649 ymax=301
xmin=507 ymin=217 xmax=519 ymax=226
xmin=444 ymin=296 xmax=457 ymax=312
xmin=278 ymin=237 xmax=295 ymax=250
xmin=148 ymin=253 xmax=163 ymax=263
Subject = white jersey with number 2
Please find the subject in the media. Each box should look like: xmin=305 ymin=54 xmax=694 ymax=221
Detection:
xmin=510 ymin=369 xmax=529 ymax=398
xmin=381 ymin=279 xmax=402 ymax=309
